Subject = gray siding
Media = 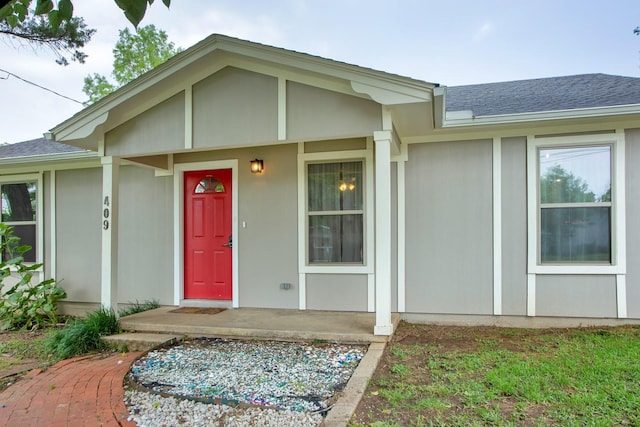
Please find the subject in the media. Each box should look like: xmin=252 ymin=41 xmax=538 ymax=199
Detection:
xmin=175 ymin=144 xmax=299 ymax=309
xmin=236 ymin=144 xmax=299 ymax=309
xmin=287 ymin=82 xmax=381 ymax=140
xmin=501 ymin=137 xmax=528 ymax=315
xmin=536 ymin=275 xmax=617 ymax=317
xmin=56 ymin=168 xmax=102 ymax=302
xmin=193 ymin=67 xmax=278 ymax=149
xmin=625 ymin=128 xmax=640 ymax=317
xmin=117 ymin=167 xmax=174 ymax=304
xmin=306 ymin=274 xmax=368 ymax=311
xmin=106 ymin=92 xmax=185 ymax=156
xmin=405 ymin=140 xmax=493 ymax=314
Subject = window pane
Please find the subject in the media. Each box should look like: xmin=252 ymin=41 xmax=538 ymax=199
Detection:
xmin=539 ymin=146 xmax=611 ymax=203
xmin=2 ymin=224 xmax=36 ymax=263
xmin=309 ymin=215 xmax=363 ymax=263
xmin=1 ymin=182 xmax=36 ymax=222
xmin=308 ymin=162 xmax=363 ymax=211
xmin=541 ymin=207 xmax=610 ymax=263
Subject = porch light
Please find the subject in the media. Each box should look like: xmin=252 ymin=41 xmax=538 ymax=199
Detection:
xmin=250 ymin=159 xmax=264 ymax=174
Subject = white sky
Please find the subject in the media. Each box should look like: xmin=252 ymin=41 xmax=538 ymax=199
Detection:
xmin=1 ymin=0 xmax=640 ymax=144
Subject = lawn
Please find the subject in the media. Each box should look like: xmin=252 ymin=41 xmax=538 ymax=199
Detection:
xmin=351 ymin=322 xmax=640 ymax=426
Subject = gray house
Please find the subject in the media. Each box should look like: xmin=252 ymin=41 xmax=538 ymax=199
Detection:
xmin=2 ymin=35 xmax=640 ymax=334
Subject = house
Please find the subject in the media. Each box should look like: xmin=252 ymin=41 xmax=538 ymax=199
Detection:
xmin=2 ymin=35 xmax=640 ymax=334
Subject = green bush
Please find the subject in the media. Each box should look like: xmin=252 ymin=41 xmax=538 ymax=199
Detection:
xmin=45 ymin=307 xmax=120 ymax=360
xmin=0 ymin=224 xmax=66 ymax=330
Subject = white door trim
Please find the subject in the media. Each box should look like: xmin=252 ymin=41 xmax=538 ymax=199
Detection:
xmin=173 ymin=160 xmax=239 ymax=308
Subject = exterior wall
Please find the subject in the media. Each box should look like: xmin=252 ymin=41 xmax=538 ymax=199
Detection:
xmin=117 ymin=166 xmax=174 ymax=304
xmin=625 ymin=128 xmax=640 ymax=317
xmin=304 ymin=138 xmax=367 ymax=153
xmin=175 ymin=143 xmax=300 ymax=309
xmin=500 ymin=137 xmax=528 ymax=315
xmin=391 ymin=161 xmax=398 ymax=312
xmin=306 ymin=274 xmax=368 ymax=311
xmin=405 ymin=139 xmax=493 ymax=314
xmin=193 ymin=67 xmax=278 ymax=149
xmin=287 ymin=82 xmax=382 ymax=140
xmin=55 ymin=168 xmax=102 ymax=302
xmin=43 ymin=171 xmax=52 ymax=280
xmin=106 ymin=92 xmax=185 ymax=157
xmin=536 ymin=275 xmax=617 ymax=317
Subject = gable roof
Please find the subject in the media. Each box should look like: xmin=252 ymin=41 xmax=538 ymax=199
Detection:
xmin=0 ymin=138 xmax=87 ymax=158
xmin=50 ymin=34 xmax=436 ymax=147
xmin=446 ymin=74 xmax=640 ymax=117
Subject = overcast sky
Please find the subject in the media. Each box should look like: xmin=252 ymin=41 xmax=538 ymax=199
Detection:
xmin=1 ymin=0 xmax=640 ymax=144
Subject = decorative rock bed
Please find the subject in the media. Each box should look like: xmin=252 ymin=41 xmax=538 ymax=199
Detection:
xmin=125 ymin=338 xmax=367 ymax=426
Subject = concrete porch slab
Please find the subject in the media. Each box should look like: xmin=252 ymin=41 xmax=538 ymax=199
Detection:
xmin=102 ymin=332 xmax=185 ymax=352
xmin=119 ymin=307 xmax=400 ymax=343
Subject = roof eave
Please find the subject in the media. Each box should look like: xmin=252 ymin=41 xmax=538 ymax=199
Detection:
xmin=442 ymin=103 xmax=640 ymax=127
xmin=51 ymin=34 xmax=436 ymax=143
xmin=0 ymin=150 xmax=99 ymax=166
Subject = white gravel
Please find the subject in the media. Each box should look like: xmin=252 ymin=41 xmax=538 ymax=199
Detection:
xmin=124 ymin=338 xmax=366 ymax=426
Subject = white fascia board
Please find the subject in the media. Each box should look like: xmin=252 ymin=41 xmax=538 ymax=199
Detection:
xmin=51 ymin=35 xmax=436 ymax=142
xmin=443 ymin=104 xmax=640 ymax=127
xmin=0 ymin=150 xmax=99 ymax=166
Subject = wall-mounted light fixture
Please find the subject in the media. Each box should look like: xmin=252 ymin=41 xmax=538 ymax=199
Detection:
xmin=250 ymin=158 xmax=264 ymax=174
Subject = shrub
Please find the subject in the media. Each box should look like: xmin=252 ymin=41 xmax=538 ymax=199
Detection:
xmin=45 ymin=307 xmax=120 ymax=360
xmin=0 ymin=224 xmax=66 ymax=330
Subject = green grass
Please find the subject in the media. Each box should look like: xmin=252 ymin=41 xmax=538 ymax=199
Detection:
xmin=351 ymin=325 xmax=640 ymax=426
xmin=118 ymin=299 xmax=160 ymax=317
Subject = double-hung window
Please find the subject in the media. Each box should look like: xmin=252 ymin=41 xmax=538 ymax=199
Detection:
xmin=307 ymin=161 xmax=364 ymax=264
xmin=1 ymin=180 xmax=38 ymax=263
xmin=539 ymin=145 xmax=611 ymax=263
xmin=528 ymin=133 xmax=625 ymax=273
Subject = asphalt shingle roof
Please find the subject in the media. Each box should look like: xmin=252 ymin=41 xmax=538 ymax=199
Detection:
xmin=0 ymin=138 xmax=86 ymax=159
xmin=446 ymin=73 xmax=640 ymax=117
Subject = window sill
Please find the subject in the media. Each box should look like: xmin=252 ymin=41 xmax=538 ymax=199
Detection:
xmin=528 ymin=264 xmax=625 ymax=275
xmin=300 ymin=265 xmax=373 ymax=274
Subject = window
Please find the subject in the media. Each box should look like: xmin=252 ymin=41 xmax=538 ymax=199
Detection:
xmin=307 ymin=161 xmax=363 ymax=264
xmin=538 ymin=145 xmax=611 ymax=263
xmin=1 ymin=181 xmax=37 ymax=262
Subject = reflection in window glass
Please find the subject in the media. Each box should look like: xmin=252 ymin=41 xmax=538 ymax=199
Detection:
xmin=538 ymin=145 xmax=612 ymax=264
xmin=307 ymin=161 xmax=364 ymax=265
xmin=195 ymin=177 xmax=224 ymax=193
xmin=1 ymin=181 xmax=37 ymax=263
xmin=1 ymin=182 xmax=36 ymax=222
xmin=539 ymin=146 xmax=611 ymax=204
xmin=309 ymin=215 xmax=363 ymax=263
xmin=541 ymin=207 xmax=610 ymax=263
xmin=308 ymin=162 xmax=363 ymax=211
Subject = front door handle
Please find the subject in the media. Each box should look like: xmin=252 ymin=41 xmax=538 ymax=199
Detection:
xmin=222 ymin=236 xmax=232 ymax=248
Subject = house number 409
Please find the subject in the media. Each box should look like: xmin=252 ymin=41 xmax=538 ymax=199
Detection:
xmin=103 ymin=196 xmax=110 ymax=230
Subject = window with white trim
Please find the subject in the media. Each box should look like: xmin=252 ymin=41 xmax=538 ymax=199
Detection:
xmin=307 ymin=161 xmax=364 ymax=264
xmin=528 ymin=133 xmax=625 ymax=274
xmin=538 ymin=145 xmax=611 ymax=263
xmin=1 ymin=181 xmax=37 ymax=262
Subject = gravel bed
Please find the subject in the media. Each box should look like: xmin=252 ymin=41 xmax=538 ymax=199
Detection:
xmin=125 ymin=338 xmax=366 ymax=426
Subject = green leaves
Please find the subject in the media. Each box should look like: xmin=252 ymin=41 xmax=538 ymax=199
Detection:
xmin=0 ymin=224 xmax=66 ymax=330
xmin=2 ymin=0 xmax=170 ymax=30
xmin=114 ymin=0 xmax=170 ymax=28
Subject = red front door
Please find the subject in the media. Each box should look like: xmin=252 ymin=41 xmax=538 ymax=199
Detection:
xmin=184 ymin=169 xmax=232 ymax=300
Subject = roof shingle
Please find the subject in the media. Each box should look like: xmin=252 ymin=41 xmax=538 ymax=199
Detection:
xmin=446 ymin=73 xmax=640 ymax=117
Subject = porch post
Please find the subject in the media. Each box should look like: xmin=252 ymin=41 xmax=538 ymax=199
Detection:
xmin=373 ymin=131 xmax=393 ymax=335
xmin=101 ymin=156 xmax=120 ymax=312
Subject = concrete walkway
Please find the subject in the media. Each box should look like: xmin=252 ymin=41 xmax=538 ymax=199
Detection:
xmin=0 ymin=352 xmax=142 ymax=427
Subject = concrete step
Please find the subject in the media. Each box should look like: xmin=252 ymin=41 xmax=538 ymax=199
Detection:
xmin=102 ymin=332 xmax=184 ymax=352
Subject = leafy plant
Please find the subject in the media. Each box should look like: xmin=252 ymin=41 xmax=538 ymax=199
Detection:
xmin=0 ymin=224 xmax=66 ymax=330
xmin=45 ymin=306 xmax=120 ymax=360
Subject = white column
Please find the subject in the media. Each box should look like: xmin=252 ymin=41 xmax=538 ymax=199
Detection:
xmin=101 ymin=156 xmax=120 ymax=312
xmin=374 ymin=131 xmax=393 ymax=335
